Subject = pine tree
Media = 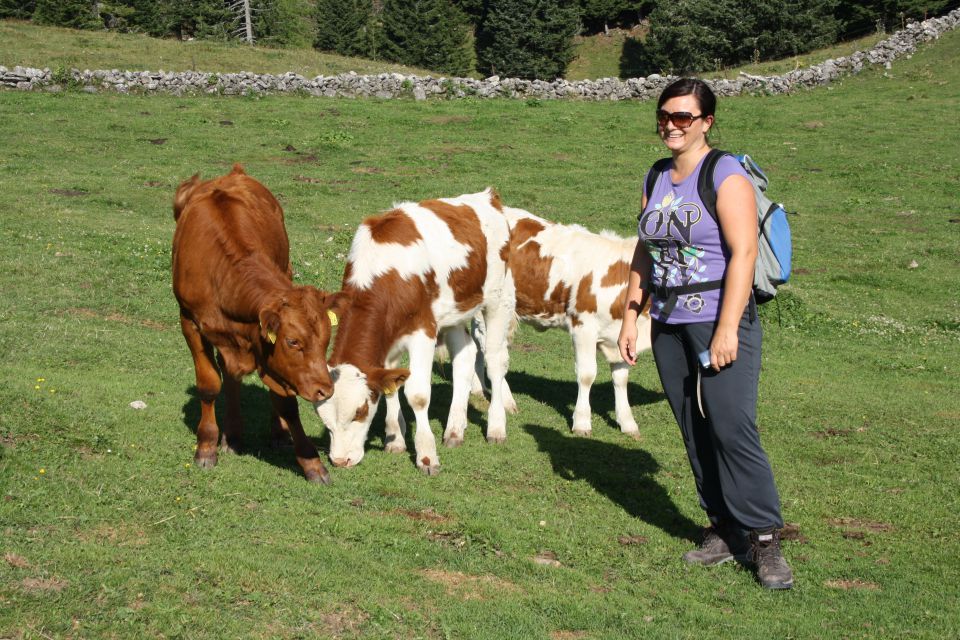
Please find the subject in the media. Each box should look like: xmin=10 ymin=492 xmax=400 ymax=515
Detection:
xmin=33 ymin=0 xmax=100 ymax=29
xmin=315 ymin=0 xmax=375 ymax=57
xmin=578 ymin=0 xmax=651 ymax=34
xmin=379 ymin=0 xmax=472 ymax=76
xmin=251 ymin=0 xmax=315 ymax=47
xmin=0 ymin=0 xmax=35 ymax=19
xmin=633 ymin=0 xmax=841 ymax=76
xmin=835 ymin=0 xmax=949 ymax=38
xmin=476 ymin=0 xmax=580 ymax=80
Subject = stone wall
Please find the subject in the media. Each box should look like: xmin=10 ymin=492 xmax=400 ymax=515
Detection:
xmin=2 ymin=8 xmax=957 ymax=101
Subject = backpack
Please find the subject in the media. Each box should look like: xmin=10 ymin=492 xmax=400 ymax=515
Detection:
xmin=644 ymin=148 xmax=792 ymax=306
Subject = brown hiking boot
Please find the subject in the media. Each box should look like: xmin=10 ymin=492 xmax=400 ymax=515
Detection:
xmin=750 ymin=529 xmax=794 ymax=590
xmin=683 ymin=525 xmax=748 ymax=566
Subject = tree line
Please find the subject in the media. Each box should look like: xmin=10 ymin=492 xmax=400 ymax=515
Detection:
xmin=1 ymin=0 xmax=953 ymax=79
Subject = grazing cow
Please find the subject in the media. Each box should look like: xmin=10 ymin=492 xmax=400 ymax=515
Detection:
xmin=474 ymin=206 xmax=651 ymax=437
xmin=314 ymin=189 xmax=514 ymax=475
xmin=172 ymin=164 xmax=348 ymax=483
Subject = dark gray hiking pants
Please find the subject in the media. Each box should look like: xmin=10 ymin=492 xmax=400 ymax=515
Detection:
xmin=651 ymin=310 xmax=784 ymax=531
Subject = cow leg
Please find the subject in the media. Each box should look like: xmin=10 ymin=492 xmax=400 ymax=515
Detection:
xmin=471 ymin=313 xmax=518 ymax=413
xmin=270 ymin=391 xmax=330 ymax=484
xmin=571 ymin=325 xmax=599 ymax=436
xmin=219 ymin=373 xmax=244 ymax=454
xmin=469 ymin=315 xmax=489 ymax=397
xmin=600 ymin=341 xmax=640 ymax=438
xmin=442 ymin=326 xmax=475 ymax=448
xmin=180 ymin=315 xmax=222 ymax=469
xmin=481 ymin=302 xmax=512 ymax=444
xmin=383 ymin=355 xmax=407 ymax=454
xmin=403 ymin=332 xmax=440 ymax=476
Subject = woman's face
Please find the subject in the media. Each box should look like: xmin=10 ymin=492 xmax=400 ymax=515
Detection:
xmin=657 ymin=94 xmax=713 ymax=154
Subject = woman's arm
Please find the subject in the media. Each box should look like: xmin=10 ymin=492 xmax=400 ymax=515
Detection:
xmin=618 ymin=194 xmax=651 ymax=366
xmin=710 ymin=174 xmax=758 ymax=370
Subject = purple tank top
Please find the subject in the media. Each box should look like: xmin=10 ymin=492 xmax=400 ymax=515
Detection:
xmin=638 ymin=153 xmax=749 ymax=324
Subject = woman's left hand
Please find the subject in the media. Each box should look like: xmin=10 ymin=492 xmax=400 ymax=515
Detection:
xmin=708 ymin=327 xmax=739 ymax=371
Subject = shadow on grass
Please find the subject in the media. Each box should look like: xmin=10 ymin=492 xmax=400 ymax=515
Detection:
xmin=504 ymin=369 xmax=665 ymax=433
xmin=523 ymin=423 xmax=700 ymax=542
xmin=180 ymin=382 xmax=329 ymax=479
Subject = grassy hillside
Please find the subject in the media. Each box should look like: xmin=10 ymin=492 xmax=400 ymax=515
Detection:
xmin=1 ymin=21 xmax=959 ymax=640
xmin=4 ymin=18 xmax=888 ymax=81
xmin=0 ymin=19 xmax=433 ymax=77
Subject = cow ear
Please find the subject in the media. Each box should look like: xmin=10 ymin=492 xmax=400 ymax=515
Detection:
xmin=323 ymin=290 xmax=353 ymax=326
xmin=366 ymin=368 xmax=409 ymax=397
xmin=173 ymin=174 xmax=200 ymax=220
xmin=259 ymin=307 xmax=281 ymax=345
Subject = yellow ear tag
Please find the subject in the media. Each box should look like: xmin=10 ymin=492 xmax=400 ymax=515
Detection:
xmin=267 ymin=330 xmax=277 ymax=344
xmin=383 ymin=384 xmax=397 ymax=397
xmin=327 ymin=310 xmax=338 ymax=326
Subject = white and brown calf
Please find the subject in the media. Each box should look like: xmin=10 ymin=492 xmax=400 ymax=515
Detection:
xmin=478 ymin=207 xmax=651 ymax=437
xmin=314 ymin=189 xmax=515 ymax=475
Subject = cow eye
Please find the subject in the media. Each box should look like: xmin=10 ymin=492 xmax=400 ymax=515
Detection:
xmin=285 ymin=338 xmax=301 ymax=349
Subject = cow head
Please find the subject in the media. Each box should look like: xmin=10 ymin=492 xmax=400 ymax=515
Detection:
xmin=258 ymin=288 xmax=351 ymax=403
xmin=314 ymin=364 xmax=409 ymax=468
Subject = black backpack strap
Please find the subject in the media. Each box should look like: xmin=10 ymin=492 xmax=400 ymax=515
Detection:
xmin=643 ymin=157 xmax=673 ymax=205
xmin=644 ymin=280 xmax=724 ymax=322
xmin=695 ymin=148 xmax=730 ymax=223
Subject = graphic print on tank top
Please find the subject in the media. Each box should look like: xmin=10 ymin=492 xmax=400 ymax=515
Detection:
xmin=640 ymin=191 xmax=711 ymax=316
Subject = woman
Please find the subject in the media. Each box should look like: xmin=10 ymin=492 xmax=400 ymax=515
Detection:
xmin=618 ymin=78 xmax=793 ymax=590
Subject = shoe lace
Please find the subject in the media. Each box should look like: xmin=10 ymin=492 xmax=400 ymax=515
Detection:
xmin=752 ymin=531 xmax=782 ymax=564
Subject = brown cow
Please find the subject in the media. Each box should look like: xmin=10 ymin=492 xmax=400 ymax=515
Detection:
xmin=171 ymin=164 xmax=348 ymax=483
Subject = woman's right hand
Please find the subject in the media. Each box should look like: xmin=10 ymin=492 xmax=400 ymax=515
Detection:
xmin=618 ymin=322 xmax=639 ymax=366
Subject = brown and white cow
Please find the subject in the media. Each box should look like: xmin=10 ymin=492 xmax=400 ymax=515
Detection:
xmin=172 ymin=164 xmax=349 ymax=483
xmin=313 ymin=189 xmax=514 ymax=475
xmin=474 ymin=206 xmax=651 ymax=437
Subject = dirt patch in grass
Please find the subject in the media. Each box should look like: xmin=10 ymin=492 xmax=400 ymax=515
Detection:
xmin=781 ymin=523 xmax=809 ymax=544
xmin=828 ymin=518 xmax=894 ymax=533
xmin=420 ymin=569 xmax=521 ymax=600
xmin=75 ymin=523 xmax=150 ymax=548
xmin=824 ymin=579 xmax=881 ymax=591
xmin=351 ymin=166 xmax=384 ymax=175
xmin=5 ymin=552 xmax=30 ymax=568
xmin=513 ymin=342 xmax=543 ymax=354
xmin=426 ymin=530 xmax=467 ymax=549
xmin=391 ymin=507 xmax=449 ymax=523
xmin=318 ymin=604 xmax=369 ymax=639
xmin=21 ymin=576 xmax=69 ymax=593
xmin=64 ymin=308 xmax=169 ymax=331
xmin=551 ymin=632 xmax=590 ymax=640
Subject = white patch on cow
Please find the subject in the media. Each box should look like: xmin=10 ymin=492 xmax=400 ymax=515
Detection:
xmin=344 ymin=220 xmax=432 ymax=291
xmin=480 ymin=206 xmax=649 ymax=436
xmin=314 ymin=364 xmax=377 ymax=467
xmin=331 ymin=189 xmax=515 ymax=473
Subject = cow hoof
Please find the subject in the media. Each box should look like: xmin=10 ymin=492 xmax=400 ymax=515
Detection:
xmin=504 ymin=400 xmax=519 ymax=415
xmin=418 ymin=457 xmax=441 ymax=476
xmin=384 ymin=441 xmax=407 ymax=454
xmin=571 ymin=427 xmax=592 ymax=437
xmin=305 ymin=468 xmax=331 ymax=485
xmin=194 ymin=453 xmax=217 ymax=469
xmin=622 ymin=428 xmax=641 ymax=441
xmin=486 ymin=435 xmax=506 ymax=444
xmin=443 ymin=434 xmax=463 ymax=448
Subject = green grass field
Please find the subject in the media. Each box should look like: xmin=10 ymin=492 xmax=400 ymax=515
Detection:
xmin=1 ymin=21 xmax=959 ymax=640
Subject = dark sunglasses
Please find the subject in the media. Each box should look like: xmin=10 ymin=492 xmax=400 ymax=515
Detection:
xmin=656 ymin=109 xmax=706 ymax=129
